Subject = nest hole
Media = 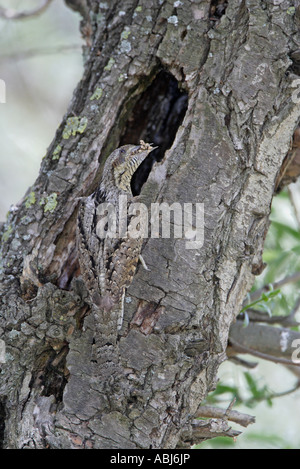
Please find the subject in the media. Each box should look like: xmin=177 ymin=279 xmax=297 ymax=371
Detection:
xmin=120 ymin=70 xmax=188 ymax=195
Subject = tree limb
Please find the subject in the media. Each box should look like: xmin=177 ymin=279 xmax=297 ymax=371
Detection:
xmin=0 ymin=0 xmax=53 ymax=20
xmin=229 ymin=321 xmax=300 ymax=367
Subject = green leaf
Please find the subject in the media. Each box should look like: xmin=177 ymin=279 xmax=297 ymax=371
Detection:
xmin=240 ymin=288 xmax=281 ymax=315
xmin=271 ymin=221 xmax=300 ymax=241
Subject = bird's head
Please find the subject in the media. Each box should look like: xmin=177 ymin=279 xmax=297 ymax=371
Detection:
xmin=101 ymin=140 xmax=157 ymax=197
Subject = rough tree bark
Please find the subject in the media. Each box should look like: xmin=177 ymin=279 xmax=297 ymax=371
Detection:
xmin=1 ymin=0 xmax=300 ymax=449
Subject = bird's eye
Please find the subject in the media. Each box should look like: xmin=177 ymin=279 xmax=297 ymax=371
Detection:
xmin=120 ymin=149 xmax=126 ymax=154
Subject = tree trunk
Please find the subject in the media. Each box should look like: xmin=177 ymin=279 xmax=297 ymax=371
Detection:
xmin=1 ymin=0 xmax=300 ymax=449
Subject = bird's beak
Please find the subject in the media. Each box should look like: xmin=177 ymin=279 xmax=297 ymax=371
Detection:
xmin=133 ymin=142 xmax=158 ymax=154
xmin=130 ymin=141 xmax=158 ymax=169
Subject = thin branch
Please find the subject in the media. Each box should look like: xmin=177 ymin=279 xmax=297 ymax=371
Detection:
xmin=229 ymin=337 xmax=300 ymax=367
xmin=240 ymin=295 xmax=300 ymax=327
xmin=178 ymin=400 xmax=254 ymax=446
xmin=265 ymin=295 xmax=300 ymax=326
xmin=243 ymin=379 xmax=300 ymax=407
xmin=0 ymin=44 xmax=82 ymax=62
xmin=191 ymin=419 xmax=241 ymax=440
xmin=267 ymin=381 xmax=300 ymax=400
xmin=227 ymin=355 xmax=258 ymax=368
xmin=0 ymin=0 xmax=53 ymax=20
xmin=248 ymin=271 xmax=300 ymax=303
xmin=195 ymin=405 xmax=255 ymax=428
xmin=178 ymin=416 xmax=242 ymax=447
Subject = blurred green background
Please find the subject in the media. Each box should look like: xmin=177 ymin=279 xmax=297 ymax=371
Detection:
xmin=1 ymin=0 xmax=300 ymax=450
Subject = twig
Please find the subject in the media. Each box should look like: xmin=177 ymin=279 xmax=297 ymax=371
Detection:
xmin=241 ymin=295 xmax=300 ymax=327
xmin=229 ymin=337 xmax=300 ymax=367
xmin=195 ymin=405 xmax=255 ymax=428
xmin=227 ymin=355 xmax=258 ymax=368
xmin=191 ymin=419 xmax=241 ymax=440
xmin=0 ymin=44 xmax=82 ymax=62
xmin=0 ymin=0 xmax=53 ymax=20
xmin=244 ymin=379 xmax=300 ymax=407
xmin=225 ymin=397 xmax=236 ymax=417
xmin=266 ymin=381 xmax=300 ymax=400
xmin=248 ymin=271 xmax=300 ymax=303
xmin=178 ymin=415 xmax=242 ymax=447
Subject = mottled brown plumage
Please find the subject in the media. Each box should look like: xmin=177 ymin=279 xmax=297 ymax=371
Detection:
xmin=76 ymin=141 xmax=155 ymax=333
